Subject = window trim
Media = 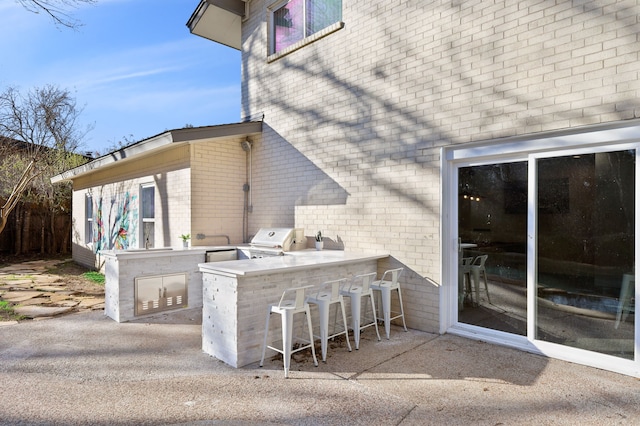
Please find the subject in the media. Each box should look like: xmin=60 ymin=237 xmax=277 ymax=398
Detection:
xmin=140 ymin=183 xmax=155 ymax=249
xmin=267 ymin=0 xmax=344 ymax=62
xmin=84 ymin=193 xmax=93 ymax=245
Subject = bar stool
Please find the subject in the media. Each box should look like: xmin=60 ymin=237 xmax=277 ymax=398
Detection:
xmin=469 ymin=255 xmax=490 ymax=305
xmin=616 ymin=273 xmax=634 ymax=329
xmin=306 ymin=278 xmax=352 ymax=362
xmin=458 ymin=257 xmax=474 ymax=308
xmin=371 ymin=267 xmax=407 ymax=339
xmin=340 ymin=272 xmax=381 ymax=350
xmin=259 ymin=285 xmax=318 ymax=378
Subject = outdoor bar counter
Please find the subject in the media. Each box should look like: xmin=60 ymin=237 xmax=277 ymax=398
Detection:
xmin=198 ymin=250 xmax=389 ymax=368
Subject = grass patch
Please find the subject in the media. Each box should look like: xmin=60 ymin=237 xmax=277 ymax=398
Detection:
xmin=82 ymin=271 xmax=105 ymax=285
xmin=0 ymin=300 xmax=24 ymax=321
xmin=2 ymin=274 xmax=35 ymax=281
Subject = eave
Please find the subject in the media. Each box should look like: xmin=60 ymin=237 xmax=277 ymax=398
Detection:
xmin=186 ymin=0 xmax=247 ymax=50
xmin=52 ymin=121 xmax=262 ymax=184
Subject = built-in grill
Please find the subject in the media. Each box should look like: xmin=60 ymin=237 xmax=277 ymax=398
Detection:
xmin=241 ymin=227 xmax=303 ymax=258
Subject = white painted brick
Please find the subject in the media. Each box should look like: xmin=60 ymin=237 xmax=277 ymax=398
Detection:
xmin=240 ymin=1 xmax=640 ymax=335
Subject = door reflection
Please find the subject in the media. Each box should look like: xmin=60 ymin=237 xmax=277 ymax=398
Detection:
xmin=458 ymin=162 xmax=528 ymax=336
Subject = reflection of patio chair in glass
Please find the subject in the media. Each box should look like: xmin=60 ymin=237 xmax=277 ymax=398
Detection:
xmin=615 ymin=273 xmax=634 ymax=329
xmin=459 ymin=257 xmax=474 ymax=307
xmin=470 ymin=255 xmax=491 ymax=305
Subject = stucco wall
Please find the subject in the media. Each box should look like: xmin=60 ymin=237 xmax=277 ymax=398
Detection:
xmin=240 ymin=0 xmax=640 ymax=332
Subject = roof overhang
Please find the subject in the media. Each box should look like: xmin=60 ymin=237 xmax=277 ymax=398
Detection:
xmin=51 ymin=121 xmax=262 ymax=183
xmin=187 ymin=0 xmax=246 ymax=50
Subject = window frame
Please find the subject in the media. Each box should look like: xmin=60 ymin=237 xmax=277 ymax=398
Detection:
xmin=441 ymin=120 xmax=640 ymax=378
xmin=84 ymin=193 xmax=93 ymax=245
xmin=267 ymin=0 xmax=344 ymax=61
xmin=140 ymin=184 xmax=155 ymax=249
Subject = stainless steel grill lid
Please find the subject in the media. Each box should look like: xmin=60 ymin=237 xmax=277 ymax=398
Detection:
xmin=250 ymin=228 xmax=295 ymax=249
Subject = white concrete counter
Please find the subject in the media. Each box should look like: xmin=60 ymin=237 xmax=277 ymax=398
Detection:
xmin=197 ymin=249 xmax=387 ymax=277
xmin=198 ymin=250 xmax=389 ymax=368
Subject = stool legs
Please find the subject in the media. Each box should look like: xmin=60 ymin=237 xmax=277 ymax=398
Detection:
xmin=304 ymin=305 xmax=318 ymax=369
xmin=471 ymin=267 xmax=491 ymax=305
xmin=259 ymin=309 xmax=272 ymax=369
xmin=348 ymin=293 xmax=362 ymax=350
xmin=347 ymin=291 xmax=380 ymax=350
xmin=377 ymin=286 xmax=407 ymax=340
xmin=315 ymin=298 xmax=352 ymax=362
xmin=281 ymin=310 xmax=294 ymax=377
xmin=616 ymin=273 xmax=634 ymax=329
xmin=260 ymin=304 xmax=318 ymax=378
xmin=337 ymin=298 xmax=352 ymax=354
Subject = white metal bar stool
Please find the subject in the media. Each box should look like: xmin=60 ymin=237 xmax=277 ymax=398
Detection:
xmin=340 ymin=272 xmax=381 ymax=350
xmin=616 ymin=273 xmax=635 ymax=329
xmin=306 ymin=278 xmax=352 ymax=362
xmin=469 ymin=255 xmax=490 ymax=305
xmin=260 ymin=285 xmax=318 ymax=378
xmin=371 ymin=267 xmax=407 ymax=340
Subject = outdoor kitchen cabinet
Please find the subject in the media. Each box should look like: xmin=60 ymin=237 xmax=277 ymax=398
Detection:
xmin=135 ymin=273 xmax=188 ymax=316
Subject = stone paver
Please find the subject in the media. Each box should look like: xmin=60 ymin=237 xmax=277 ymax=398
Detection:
xmin=0 ymin=258 xmax=105 ymax=321
xmin=13 ymin=305 xmax=75 ymax=318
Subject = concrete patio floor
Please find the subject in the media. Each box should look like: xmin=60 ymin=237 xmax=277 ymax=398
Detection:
xmin=1 ymin=307 xmax=639 ymax=425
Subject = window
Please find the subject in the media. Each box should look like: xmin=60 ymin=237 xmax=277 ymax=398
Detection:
xmin=85 ymin=194 xmax=93 ymax=244
xmin=270 ymin=0 xmax=342 ymax=55
xmin=141 ymin=185 xmax=155 ymax=248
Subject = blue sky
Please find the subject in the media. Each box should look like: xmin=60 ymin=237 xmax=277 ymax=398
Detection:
xmin=0 ymin=0 xmax=241 ymax=154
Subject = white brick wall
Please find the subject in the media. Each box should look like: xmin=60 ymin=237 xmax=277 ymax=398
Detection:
xmin=71 ymin=139 xmax=248 ymax=268
xmin=191 ymin=139 xmax=247 ymax=245
xmin=240 ymin=0 xmax=640 ymax=333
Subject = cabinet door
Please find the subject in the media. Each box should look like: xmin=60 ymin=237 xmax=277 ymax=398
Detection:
xmin=135 ymin=276 xmax=163 ymax=315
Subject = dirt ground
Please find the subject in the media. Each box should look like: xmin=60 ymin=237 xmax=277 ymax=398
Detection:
xmin=0 ymin=254 xmax=105 ymax=322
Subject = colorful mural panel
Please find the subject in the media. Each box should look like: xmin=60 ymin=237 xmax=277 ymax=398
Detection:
xmin=93 ymin=192 xmax=138 ymax=252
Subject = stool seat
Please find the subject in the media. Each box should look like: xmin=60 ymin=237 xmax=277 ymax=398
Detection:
xmin=306 ymin=278 xmax=352 ymax=362
xmin=371 ymin=267 xmax=407 ymax=339
xmin=340 ymin=272 xmax=381 ymax=350
xmin=260 ymin=285 xmax=318 ymax=378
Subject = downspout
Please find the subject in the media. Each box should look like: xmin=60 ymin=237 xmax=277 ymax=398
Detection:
xmin=241 ymin=139 xmax=252 ymax=243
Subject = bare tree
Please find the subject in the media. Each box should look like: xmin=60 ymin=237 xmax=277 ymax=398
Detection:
xmin=16 ymin=0 xmax=96 ymax=29
xmin=0 ymin=85 xmax=91 ymax=236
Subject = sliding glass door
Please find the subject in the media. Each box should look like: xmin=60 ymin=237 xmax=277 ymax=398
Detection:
xmin=452 ymin=143 xmax=636 ymax=369
xmin=457 ymin=161 xmax=529 ymax=336
xmin=534 ymin=150 xmax=635 ymax=360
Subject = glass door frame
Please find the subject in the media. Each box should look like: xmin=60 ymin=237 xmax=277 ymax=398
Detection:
xmin=441 ymin=121 xmax=640 ymax=377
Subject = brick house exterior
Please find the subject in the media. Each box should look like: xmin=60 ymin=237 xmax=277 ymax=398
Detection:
xmin=187 ymin=0 xmax=640 ymax=376
xmin=55 ymin=1 xmax=640 ymax=376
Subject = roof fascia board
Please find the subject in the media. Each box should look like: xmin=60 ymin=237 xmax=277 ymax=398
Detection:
xmin=51 ymin=132 xmax=174 ymax=183
xmin=171 ymin=121 xmax=262 ymax=143
xmin=51 ymin=121 xmax=263 ymax=183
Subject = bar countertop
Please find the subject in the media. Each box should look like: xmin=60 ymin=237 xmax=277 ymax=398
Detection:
xmin=198 ymin=250 xmax=388 ymax=277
